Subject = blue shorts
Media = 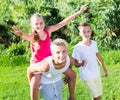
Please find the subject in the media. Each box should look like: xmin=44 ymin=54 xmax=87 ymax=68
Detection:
xmin=40 ymin=79 xmax=63 ymax=100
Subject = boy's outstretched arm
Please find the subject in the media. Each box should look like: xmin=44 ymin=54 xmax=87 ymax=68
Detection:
xmin=96 ymin=52 xmax=108 ymax=77
xmin=47 ymin=4 xmax=88 ymax=34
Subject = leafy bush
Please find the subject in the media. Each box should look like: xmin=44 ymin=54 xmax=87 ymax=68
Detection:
xmin=0 ymin=54 xmax=30 ymax=67
xmin=84 ymin=0 xmax=120 ymax=50
xmin=7 ymin=42 xmax=26 ymax=57
xmin=10 ymin=55 xmax=30 ymax=66
xmin=0 ymin=0 xmax=120 ymax=51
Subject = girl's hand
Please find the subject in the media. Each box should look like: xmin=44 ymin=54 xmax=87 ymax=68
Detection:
xmin=12 ymin=25 xmax=23 ymax=37
xmin=78 ymin=4 xmax=88 ymax=14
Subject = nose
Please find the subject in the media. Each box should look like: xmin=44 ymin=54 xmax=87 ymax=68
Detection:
xmin=59 ymin=52 xmax=64 ymax=58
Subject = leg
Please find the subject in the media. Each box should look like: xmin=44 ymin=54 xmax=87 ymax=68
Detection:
xmin=64 ymin=68 xmax=76 ymax=100
xmin=85 ymin=76 xmax=102 ymax=100
xmin=30 ymin=74 xmax=41 ymax=100
xmin=93 ymin=96 xmax=100 ymax=100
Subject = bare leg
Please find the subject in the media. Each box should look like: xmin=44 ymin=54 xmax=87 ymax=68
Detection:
xmin=93 ymin=96 xmax=100 ymax=100
xmin=65 ymin=68 xmax=76 ymax=100
xmin=30 ymin=74 xmax=41 ymax=100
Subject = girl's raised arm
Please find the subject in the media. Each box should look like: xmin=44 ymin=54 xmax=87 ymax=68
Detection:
xmin=12 ymin=25 xmax=33 ymax=42
xmin=47 ymin=4 xmax=87 ymax=35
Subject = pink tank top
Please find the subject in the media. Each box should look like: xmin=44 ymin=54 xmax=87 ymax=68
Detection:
xmin=30 ymin=29 xmax=51 ymax=64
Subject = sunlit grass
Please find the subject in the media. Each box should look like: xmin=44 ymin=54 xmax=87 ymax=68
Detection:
xmin=0 ymin=50 xmax=120 ymax=100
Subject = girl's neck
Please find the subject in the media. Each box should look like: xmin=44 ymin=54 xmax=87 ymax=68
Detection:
xmin=38 ymin=30 xmax=47 ymax=40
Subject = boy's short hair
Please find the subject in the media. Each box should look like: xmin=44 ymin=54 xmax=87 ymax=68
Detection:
xmin=51 ymin=38 xmax=68 ymax=48
xmin=78 ymin=22 xmax=90 ymax=31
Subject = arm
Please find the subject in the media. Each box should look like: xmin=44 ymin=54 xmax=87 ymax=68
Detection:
xmin=74 ymin=58 xmax=87 ymax=68
xmin=96 ymin=52 xmax=108 ymax=77
xmin=12 ymin=25 xmax=33 ymax=42
xmin=63 ymin=57 xmax=74 ymax=83
xmin=27 ymin=60 xmax=49 ymax=82
xmin=47 ymin=4 xmax=87 ymax=35
xmin=64 ymin=68 xmax=76 ymax=100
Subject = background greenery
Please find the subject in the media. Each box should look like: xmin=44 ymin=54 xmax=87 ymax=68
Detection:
xmin=0 ymin=0 xmax=120 ymax=100
xmin=0 ymin=0 xmax=120 ymax=50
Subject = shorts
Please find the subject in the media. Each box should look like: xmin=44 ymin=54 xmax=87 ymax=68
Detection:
xmin=40 ymin=79 xmax=63 ymax=100
xmin=84 ymin=76 xmax=102 ymax=98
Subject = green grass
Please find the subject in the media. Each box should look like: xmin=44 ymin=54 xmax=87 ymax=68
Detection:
xmin=0 ymin=50 xmax=120 ymax=100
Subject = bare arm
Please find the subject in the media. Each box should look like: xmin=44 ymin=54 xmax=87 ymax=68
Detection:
xmin=12 ymin=25 xmax=33 ymax=42
xmin=47 ymin=4 xmax=87 ymax=35
xmin=96 ymin=52 xmax=108 ymax=77
xmin=27 ymin=60 xmax=49 ymax=82
xmin=74 ymin=58 xmax=87 ymax=68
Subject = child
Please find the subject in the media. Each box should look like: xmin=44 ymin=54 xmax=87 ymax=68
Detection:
xmin=12 ymin=4 xmax=87 ymax=100
xmin=27 ymin=38 xmax=76 ymax=100
xmin=72 ymin=22 xmax=108 ymax=100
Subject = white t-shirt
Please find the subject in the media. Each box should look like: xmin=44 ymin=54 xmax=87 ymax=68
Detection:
xmin=40 ymin=56 xmax=70 ymax=84
xmin=72 ymin=40 xmax=100 ymax=81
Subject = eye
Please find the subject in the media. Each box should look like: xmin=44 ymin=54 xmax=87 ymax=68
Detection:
xmin=87 ymin=30 xmax=91 ymax=33
xmin=63 ymin=50 xmax=66 ymax=54
xmin=40 ymin=22 xmax=43 ymax=25
xmin=56 ymin=51 xmax=60 ymax=54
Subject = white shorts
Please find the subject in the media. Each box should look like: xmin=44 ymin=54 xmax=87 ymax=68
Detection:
xmin=84 ymin=76 xmax=102 ymax=98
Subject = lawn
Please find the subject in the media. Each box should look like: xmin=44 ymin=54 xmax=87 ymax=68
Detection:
xmin=0 ymin=50 xmax=120 ymax=100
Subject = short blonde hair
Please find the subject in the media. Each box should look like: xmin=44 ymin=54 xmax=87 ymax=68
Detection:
xmin=51 ymin=38 xmax=68 ymax=48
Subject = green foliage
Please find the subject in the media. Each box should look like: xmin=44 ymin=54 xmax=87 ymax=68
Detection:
xmin=68 ymin=37 xmax=82 ymax=55
xmin=7 ymin=43 xmax=26 ymax=57
xmin=0 ymin=0 xmax=120 ymax=51
xmin=0 ymin=54 xmax=29 ymax=66
xmin=84 ymin=0 xmax=120 ymax=50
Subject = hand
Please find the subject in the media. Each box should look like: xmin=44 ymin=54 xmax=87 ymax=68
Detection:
xmin=78 ymin=4 xmax=88 ymax=14
xmin=12 ymin=25 xmax=23 ymax=37
xmin=104 ymin=70 xmax=108 ymax=77
xmin=63 ymin=76 xmax=69 ymax=84
xmin=81 ymin=60 xmax=87 ymax=66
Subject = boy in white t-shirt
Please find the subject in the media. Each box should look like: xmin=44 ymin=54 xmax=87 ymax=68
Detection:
xmin=72 ymin=23 xmax=108 ymax=100
xmin=27 ymin=38 xmax=76 ymax=100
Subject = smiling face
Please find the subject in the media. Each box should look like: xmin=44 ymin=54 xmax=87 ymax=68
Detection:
xmin=30 ymin=13 xmax=45 ymax=33
xmin=51 ymin=39 xmax=68 ymax=64
xmin=79 ymin=26 xmax=92 ymax=41
xmin=78 ymin=23 xmax=92 ymax=41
